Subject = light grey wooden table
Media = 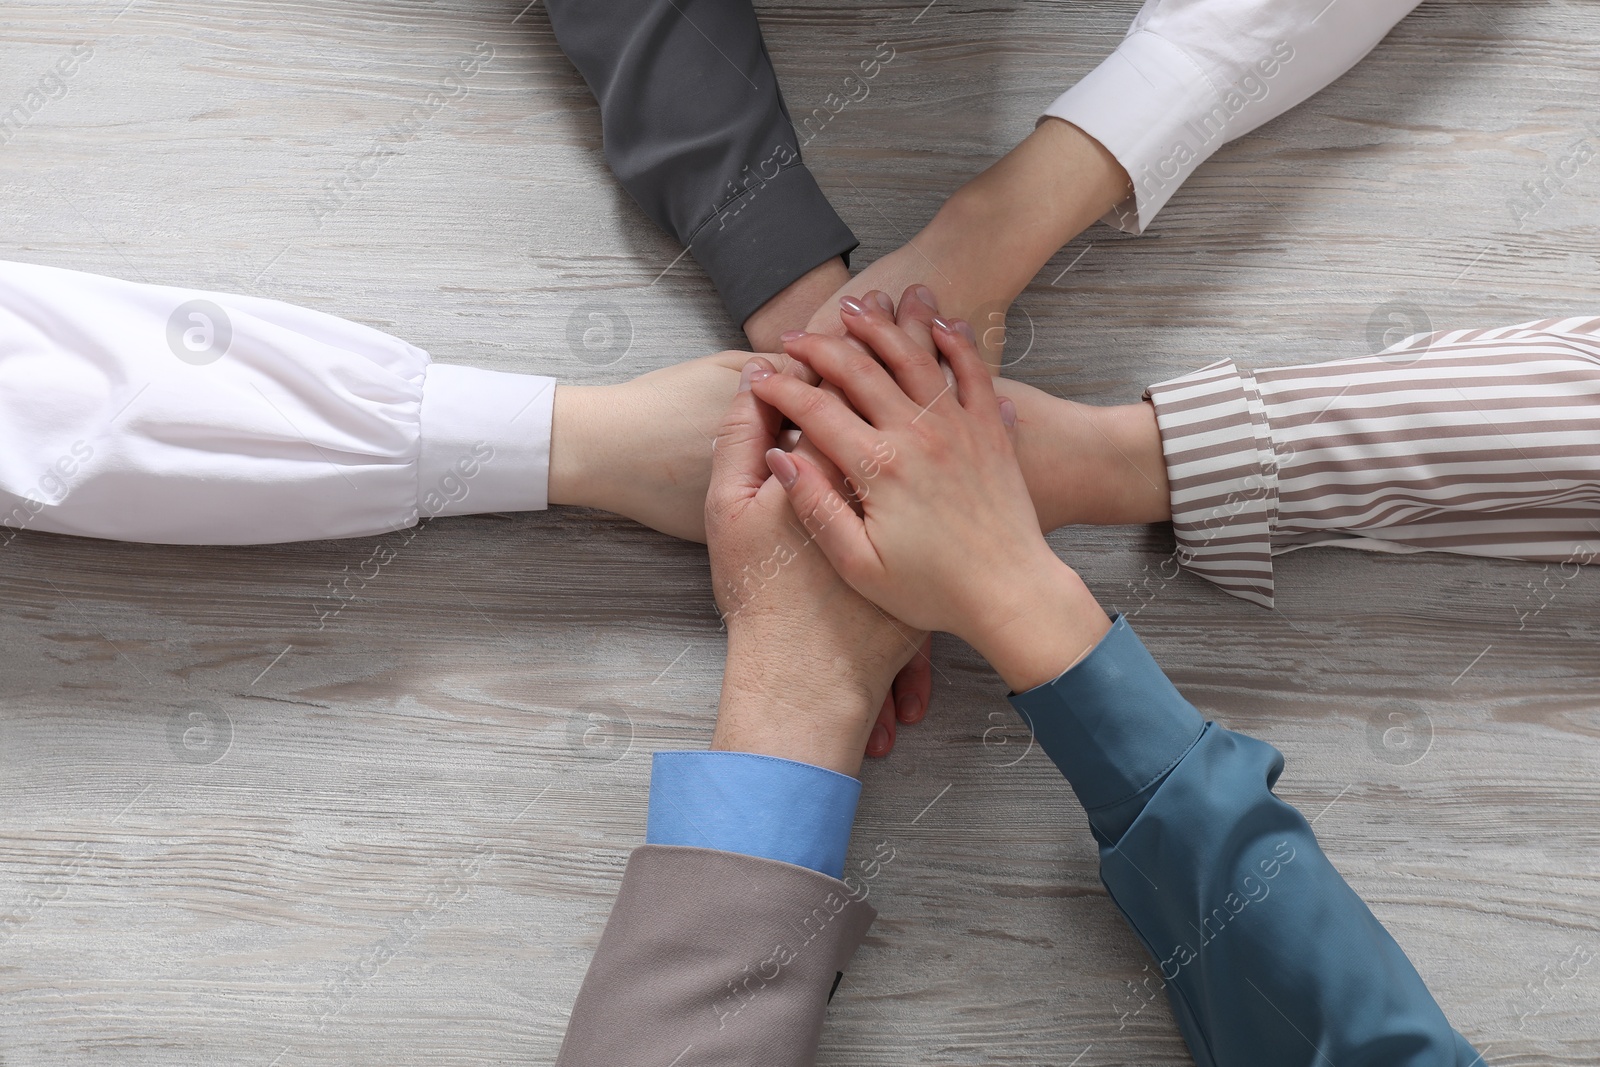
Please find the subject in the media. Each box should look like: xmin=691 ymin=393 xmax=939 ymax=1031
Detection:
xmin=2 ymin=1 xmax=1596 ymax=1064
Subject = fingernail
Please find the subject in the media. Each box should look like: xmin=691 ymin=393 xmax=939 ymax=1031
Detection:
xmin=869 ymin=291 xmax=894 ymax=314
xmin=739 ymin=360 xmax=760 ymax=392
xmin=840 ymin=295 xmax=867 ymax=316
xmin=913 ymin=284 xmax=937 ymax=309
xmin=932 ymin=315 xmax=954 ymax=333
xmin=868 ymin=723 xmax=890 ymax=755
xmin=780 ymin=330 xmax=806 ymax=343
xmin=896 ymin=692 xmax=924 ymax=723
xmin=955 ymin=319 xmax=977 ymax=346
xmin=998 ymin=396 xmax=1018 ymax=428
xmin=765 ymin=447 xmax=798 ymax=488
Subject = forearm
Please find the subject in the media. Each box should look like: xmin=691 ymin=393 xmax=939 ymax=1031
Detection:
xmin=800 ymin=119 xmax=1131 ymax=366
xmin=968 ymin=559 xmax=1112 ymax=694
xmin=928 ymin=119 xmax=1129 ymax=306
xmin=713 ymin=622 xmax=886 ymax=778
xmin=547 ymin=358 xmax=1176 ymax=543
xmin=543 ymin=0 xmax=856 ymax=327
xmin=1142 ymin=322 xmax=1600 ymax=608
xmin=0 ymin=260 xmax=554 ymax=546
xmin=1045 ymin=0 xmax=1422 ymax=233
xmin=547 ymin=354 xmax=746 ymax=542
xmin=1105 ymin=728 xmax=1479 ymax=1065
xmin=1002 ymin=617 xmax=1477 ymax=1065
xmin=745 ymin=257 xmax=851 ymax=352
xmin=556 ymin=844 xmax=874 ymax=1066
xmin=995 ymin=381 xmax=1171 ymax=530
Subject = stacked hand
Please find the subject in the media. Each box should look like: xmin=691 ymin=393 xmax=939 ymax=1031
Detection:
xmin=553 ymin=285 xmax=1165 ymax=758
xmin=699 ymin=287 xmax=1113 ymax=778
xmin=702 ymin=346 xmax=928 ymax=776
xmin=551 ymin=348 xmax=934 ymax=758
xmin=752 ymin=290 xmax=1111 ymax=694
xmin=800 ymin=119 xmax=1131 ymax=370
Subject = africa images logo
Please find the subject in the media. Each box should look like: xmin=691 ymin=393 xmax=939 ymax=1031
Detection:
xmin=166 ymin=299 xmax=233 ymax=366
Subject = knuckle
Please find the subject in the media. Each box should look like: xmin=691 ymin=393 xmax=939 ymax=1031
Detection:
xmin=844 ymin=350 xmax=881 ymax=377
xmin=916 ymin=427 xmax=952 ymax=460
xmin=796 ymin=389 xmax=834 ymax=420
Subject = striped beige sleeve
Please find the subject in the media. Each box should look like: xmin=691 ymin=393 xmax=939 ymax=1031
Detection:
xmin=1143 ymin=360 xmax=1284 ymax=608
xmin=1146 ymin=317 xmax=1600 ymax=608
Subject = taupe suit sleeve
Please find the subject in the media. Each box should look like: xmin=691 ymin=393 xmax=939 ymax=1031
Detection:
xmin=556 ymin=844 xmax=876 ymax=1066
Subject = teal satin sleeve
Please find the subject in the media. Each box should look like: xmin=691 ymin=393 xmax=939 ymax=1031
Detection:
xmin=1011 ymin=617 xmax=1479 ymax=1066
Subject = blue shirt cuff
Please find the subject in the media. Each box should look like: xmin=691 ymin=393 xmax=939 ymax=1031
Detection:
xmin=645 ymin=751 xmax=861 ymax=879
xmin=1008 ymin=615 xmax=1206 ymax=842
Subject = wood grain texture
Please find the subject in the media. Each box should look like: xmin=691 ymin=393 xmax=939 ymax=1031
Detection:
xmin=2 ymin=1 xmax=1598 ymax=1063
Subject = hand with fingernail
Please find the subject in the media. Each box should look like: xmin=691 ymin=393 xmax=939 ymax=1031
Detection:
xmin=753 ymin=289 xmax=1111 ymax=691
xmin=701 ymin=348 xmax=928 ymax=775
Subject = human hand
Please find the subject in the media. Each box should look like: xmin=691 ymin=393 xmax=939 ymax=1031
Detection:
xmin=549 ymin=350 xmax=934 ymax=756
xmin=703 ymin=356 xmax=927 ymax=775
xmin=802 ymin=119 xmax=1130 ymax=370
xmin=549 ymin=351 xmax=785 ymax=542
xmin=804 ymin=278 xmax=1171 ymax=534
xmin=753 ymin=292 xmax=1112 ymax=692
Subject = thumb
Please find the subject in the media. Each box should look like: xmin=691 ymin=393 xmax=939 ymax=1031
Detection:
xmin=764 ymin=447 xmax=881 ymax=590
xmin=996 ymin=394 xmax=1019 ymax=445
xmin=710 ymin=358 xmax=783 ymax=503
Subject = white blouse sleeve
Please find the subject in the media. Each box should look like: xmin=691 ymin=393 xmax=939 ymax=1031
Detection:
xmin=0 ymin=260 xmax=555 ymax=545
xmin=1044 ymin=0 xmax=1420 ymax=232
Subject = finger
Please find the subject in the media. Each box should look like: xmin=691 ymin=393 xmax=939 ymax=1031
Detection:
xmin=783 ymin=330 xmax=916 ymax=426
xmin=804 ymin=289 xmax=883 ymax=355
xmin=776 ymin=333 xmax=822 ymax=384
xmin=790 ymin=415 xmax=862 ymax=514
xmin=891 ymin=635 xmax=933 ymax=724
xmin=764 ymin=447 xmax=881 ymax=587
xmin=706 ymin=348 xmax=800 ymax=377
xmin=709 ymin=358 xmax=783 ymax=505
xmin=932 ymin=316 xmax=999 ymax=417
xmin=773 ymin=369 xmax=863 ymax=510
xmin=894 ymin=284 xmax=941 ymax=359
xmin=837 ymin=291 xmax=949 ymax=407
xmin=866 ymin=693 xmax=896 ymax=758
xmin=751 ymin=368 xmax=880 ymax=473
xmin=891 ymin=293 xmax=959 ymax=402
xmin=996 ymin=395 xmax=1019 ymax=441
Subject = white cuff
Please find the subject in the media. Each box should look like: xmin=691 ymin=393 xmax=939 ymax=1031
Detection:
xmin=1047 ymin=1 xmax=1419 ymax=234
xmin=418 ymin=364 xmax=556 ymax=520
xmin=1043 ymin=30 xmax=1229 ymax=234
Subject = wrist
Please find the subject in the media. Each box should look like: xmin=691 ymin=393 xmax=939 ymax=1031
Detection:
xmin=931 ymin=119 xmax=1129 ymax=293
xmin=713 ymin=624 xmax=882 ymax=777
xmin=1000 ymin=384 xmax=1171 ymax=530
xmin=744 ymin=257 xmax=851 ymax=353
xmin=967 ymin=559 xmax=1112 ymax=694
xmin=548 ymin=384 xmax=612 ymax=512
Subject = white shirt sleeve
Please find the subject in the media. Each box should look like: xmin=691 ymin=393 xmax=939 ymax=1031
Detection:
xmin=0 ymin=260 xmax=556 ymax=545
xmin=1044 ymin=0 xmax=1420 ymax=232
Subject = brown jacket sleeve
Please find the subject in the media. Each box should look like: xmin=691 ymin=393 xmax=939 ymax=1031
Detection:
xmin=556 ymin=844 xmax=876 ymax=1066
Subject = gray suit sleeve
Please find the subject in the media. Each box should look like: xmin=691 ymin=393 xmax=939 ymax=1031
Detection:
xmin=556 ymin=844 xmax=876 ymax=1067
xmin=543 ymin=0 xmax=858 ymax=327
